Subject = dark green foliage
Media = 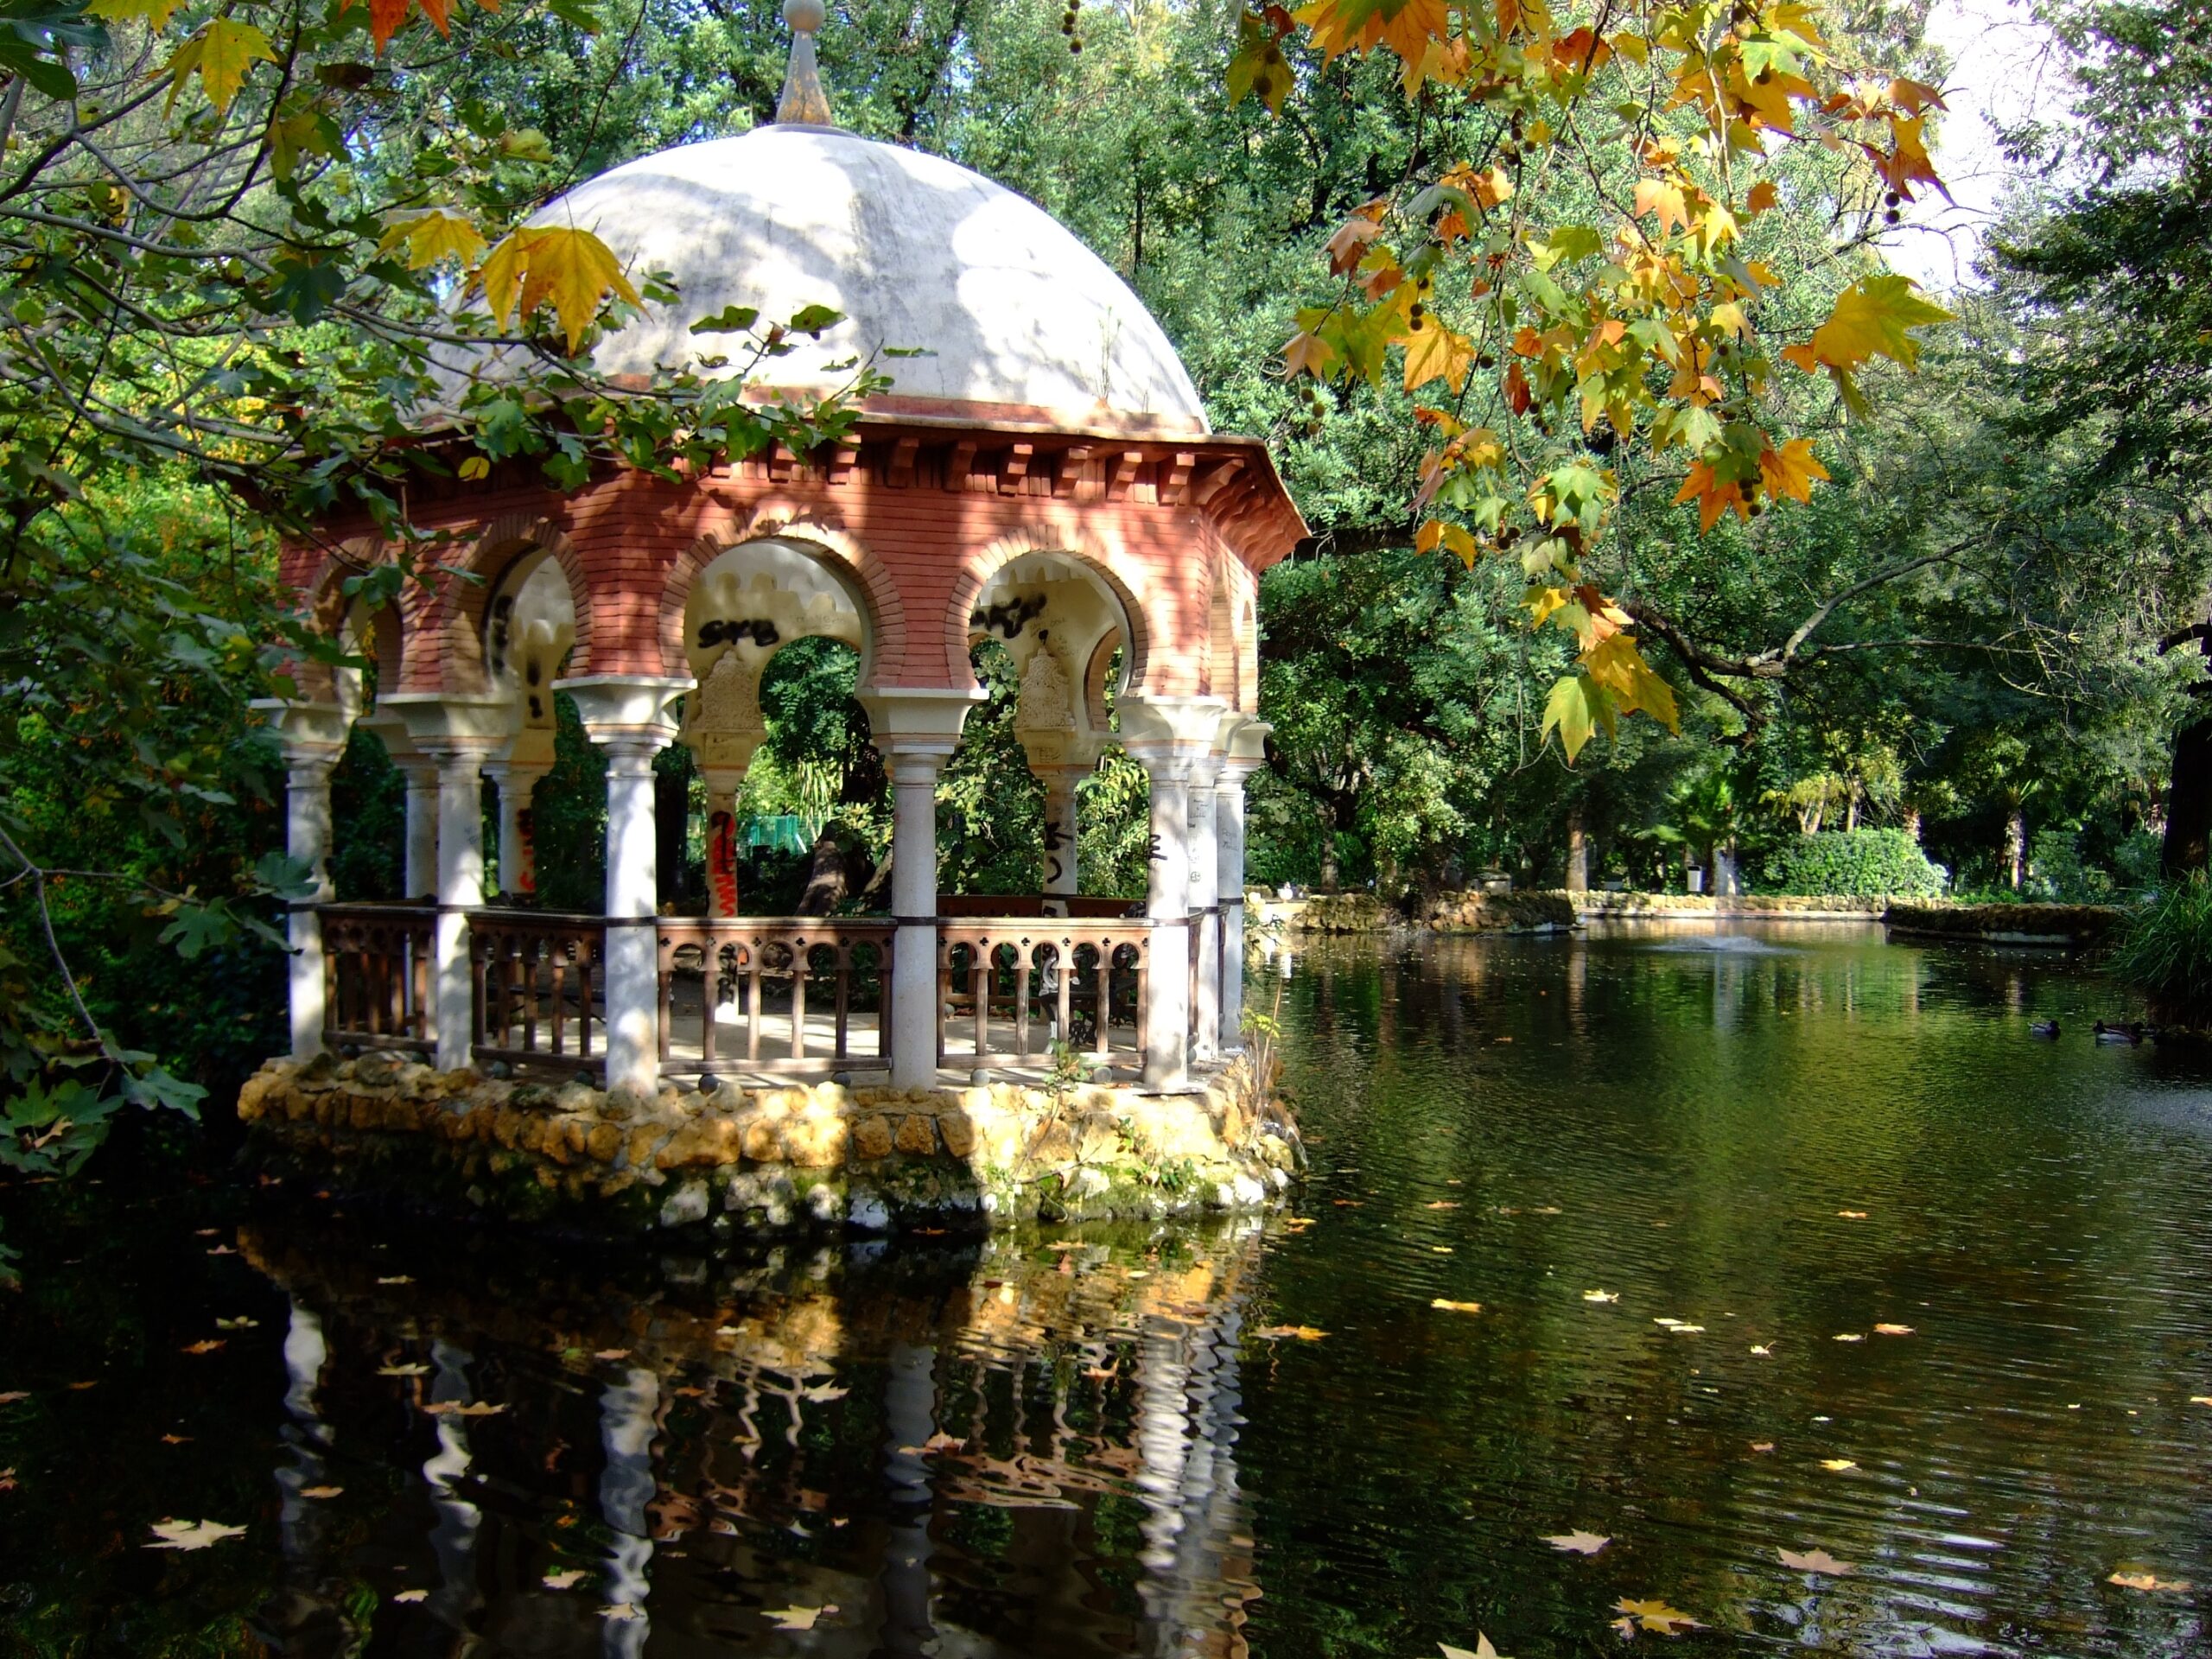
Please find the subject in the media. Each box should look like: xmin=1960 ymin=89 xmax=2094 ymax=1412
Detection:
xmin=529 ymin=695 xmax=608 ymax=914
xmin=1760 ymin=830 xmax=1947 ymax=898
xmin=2107 ymin=874 xmax=2212 ymax=1024
xmin=328 ymin=728 xmax=406 ymax=902
xmin=938 ymin=644 xmax=1046 ymax=897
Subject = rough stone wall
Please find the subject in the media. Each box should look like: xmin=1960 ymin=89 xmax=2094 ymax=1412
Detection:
xmin=237 ymin=1052 xmax=1302 ymax=1237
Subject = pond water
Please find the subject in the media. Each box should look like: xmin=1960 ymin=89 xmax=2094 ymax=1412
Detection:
xmin=4 ymin=925 xmax=2212 ymax=1656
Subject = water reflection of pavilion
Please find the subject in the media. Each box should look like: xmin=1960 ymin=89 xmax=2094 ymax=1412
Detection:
xmin=243 ymin=1221 xmax=1263 ymax=1656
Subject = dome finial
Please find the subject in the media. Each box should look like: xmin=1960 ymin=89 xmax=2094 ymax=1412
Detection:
xmin=775 ymin=0 xmax=836 ymax=128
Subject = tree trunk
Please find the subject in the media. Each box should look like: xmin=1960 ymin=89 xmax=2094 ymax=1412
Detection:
xmin=2005 ymin=810 xmax=2027 ymax=891
xmin=2163 ymin=711 xmax=2212 ymax=875
xmin=1903 ymin=806 xmax=1922 ymax=842
xmin=1565 ymin=806 xmax=1588 ymax=893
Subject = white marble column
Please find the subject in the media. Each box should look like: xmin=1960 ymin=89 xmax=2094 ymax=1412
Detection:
xmin=861 ymin=688 xmax=982 ymax=1090
xmin=421 ymin=738 xmax=496 ymax=1071
xmin=563 ymin=677 xmax=685 ymax=1097
xmin=1040 ymin=769 xmax=1082 ymax=916
xmin=1122 ymin=697 xmax=1225 ymax=1090
xmin=1217 ymin=742 xmax=1263 ymax=1052
xmin=887 ymin=750 xmax=947 ymax=1088
xmin=399 ymin=760 xmax=439 ymax=900
xmin=255 ymin=701 xmax=348 ymax=1064
xmin=601 ymin=739 xmax=665 ymax=1096
xmin=1186 ymin=753 xmax=1223 ymax=1063
xmin=483 ymin=760 xmax=547 ymax=900
xmin=1141 ymin=764 xmax=1192 ymax=1086
xmin=285 ymin=753 xmax=339 ymax=1063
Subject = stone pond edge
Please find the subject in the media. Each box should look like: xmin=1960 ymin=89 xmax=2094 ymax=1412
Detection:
xmin=236 ymin=1051 xmax=1303 ymax=1239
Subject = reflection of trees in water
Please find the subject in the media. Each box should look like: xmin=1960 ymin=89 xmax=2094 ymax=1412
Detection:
xmin=238 ymin=1219 xmax=1266 ymax=1657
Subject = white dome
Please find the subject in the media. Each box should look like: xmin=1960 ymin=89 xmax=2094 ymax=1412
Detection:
xmin=527 ymin=124 xmax=1209 ymax=436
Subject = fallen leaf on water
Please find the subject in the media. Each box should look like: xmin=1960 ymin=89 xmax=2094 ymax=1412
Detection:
xmin=1834 ymin=1333 xmax=1865 ymax=1343
xmin=1819 ymin=1458 xmax=1857 ymax=1471
xmin=1424 ymin=1200 xmax=1459 ymax=1211
xmin=1614 ymin=1599 xmax=1699 ymax=1636
xmin=1283 ymin=1217 xmax=1316 ymax=1231
xmin=1432 ymin=1299 xmax=1484 ymax=1314
xmin=194 ymin=1229 xmax=219 ymax=1237
xmin=1252 ymin=1325 xmax=1328 ymax=1341
xmin=161 ymin=1433 xmax=191 ymax=1445
xmin=378 ymin=1363 xmax=430 ymax=1376
xmin=2190 ymin=1395 xmax=2212 ymax=1406
xmin=67 ymin=1382 xmax=98 ymax=1391
xmin=766 ymin=1604 xmax=836 ymax=1630
xmin=147 ymin=1518 xmax=246 ymax=1550
xmin=393 ymin=1589 xmax=429 ymax=1603
xmin=543 ymin=1569 xmax=587 ymax=1589
xmin=214 ymin=1317 xmax=257 ymax=1331
xmin=1611 ymin=1616 xmax=1637 ymax=1638
xmin=1440 ymin=1637 xmax=1509 ymax=1659
xmin=1836 ymin=1211 xmax=1867 ymax=1220
xmin=593 ymin=1349 xmax=631 ymax=1361
xmin=0 ymin=1391 xmax=28 ymax=1404
xmin=1749 ymin=1344 xmax=1775 ymax=1357
xmin=1431 ymin=1245 xmax=1454 ymax=1254
xmin=298 ymin=1484 xmax=343 ymax=1500
xmin=423 ymin=1401 xmax=505 ymax=1417
xmin=599 ymin=1602 xmax=644 ymax=1621
xmin=1749 ymin=1441 xmax=1776 ymax=1452
xmin=181 ymin=1340 xmax=226 ymax=1356
xmin=1543 ymin=1529 xmax=1610 ymax=1554
xmin=376 ymin=1275 xmax=413 ymax=1286
xmin=1873 ymin=1323 xmax=1916 ymax=1336
xmin=1331 ymin=1199 xmax=1364 ymax=1208
xmin=1583 ymin=1290 xmax=1618 ymax=1303
xmin=2108 ymin=1570 xmax=2191 ymax=1592
xmin=1778 ymin=1547 xmax=1854 ymax=1575
xmin=0 ymin=1469 xmax=15 ymax=1491
xmin=205 ymin=1246 xmax=236 ymax=1256
xmin=1532 ymin=1205 xmax=1563 ymax=1215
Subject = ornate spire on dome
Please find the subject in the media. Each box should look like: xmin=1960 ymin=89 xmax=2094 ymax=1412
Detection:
xmin=774 ymin=0 xmax=836 ymax=128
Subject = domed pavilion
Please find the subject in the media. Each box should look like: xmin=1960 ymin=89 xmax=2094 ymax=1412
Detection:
xmin=258 ymin=4 xmax=1304 ymax=1098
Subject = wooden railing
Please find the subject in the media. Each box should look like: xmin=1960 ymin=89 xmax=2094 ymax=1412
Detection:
xmin=656 ymin=918 xmax=893 ymax=1072
xmin=938 ymin=921 xmax=1147 ymax=1065
xmin=320 ymin=903 xmax=434 ymax=1053
xmin=468 ymin=909 xmax=607 ymax=1075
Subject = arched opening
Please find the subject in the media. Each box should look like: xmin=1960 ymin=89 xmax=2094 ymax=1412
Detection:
xmin=936 ymin=551 xmax=1147 ymax=910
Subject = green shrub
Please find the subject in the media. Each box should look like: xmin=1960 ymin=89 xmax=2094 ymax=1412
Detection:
xmin=2107 ymin=874 xmax=2212 ymax=1025
xmin=1760 ymin=830 xmax=1948 ymax=898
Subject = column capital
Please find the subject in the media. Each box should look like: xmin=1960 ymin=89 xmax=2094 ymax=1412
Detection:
xmin=481 ymin=756 xmax=551 ymax=785
xmin=559 ymin=674 xmax=687 ymax=750
xmin=250 ymin=698 xmax=350 ymax=768
xmin=378 ymin=691 xmax=520 ymax=748
xmin=860 ymin=684 xmax=986 ymax=761
xmin=1120 ymin=694 xmax=1228 ymax=768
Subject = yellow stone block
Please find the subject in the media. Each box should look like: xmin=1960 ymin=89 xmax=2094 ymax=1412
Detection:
xmin=893 ymin=1115 xmax=938 ymax=1157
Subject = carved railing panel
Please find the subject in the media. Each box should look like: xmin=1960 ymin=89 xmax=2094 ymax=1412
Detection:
xmin=468 ymin=910 xmax=607 ymax=1074
xmin=319 ymin=903 xmax=434 ymax=1053
xmin=938 ymin=923 xmax=1147 ymax=1065
xmin=656 ymin=919 xmax=893 ymax=1073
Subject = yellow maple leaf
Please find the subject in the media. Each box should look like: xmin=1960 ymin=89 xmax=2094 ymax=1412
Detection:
xmin=1633 ymin=176 xmax=1688 ymax=239
xmin=1758 ymin=437 xmax=1830 ymax=504
xmin=474 ymin=226 xmax=641 ymax=354
xmin=1284 ymin=330 xmax=1336 ymax=378
xmin=1396 ymin=320 xmax=1473 ymax=393
xmin=87 ymin=0 xmax=184 ymax=29
xmin=378 ymin=209 xmax=488 ymax=271
xmin=1581 ymin=632 xmax=1678 ymax=728
xmin=166 ymin=18 xmax=276 ymax=116
xmin=1796 ymin=274 xmax=1952 ymax=376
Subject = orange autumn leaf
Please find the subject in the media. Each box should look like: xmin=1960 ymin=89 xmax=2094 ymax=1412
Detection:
xmin=1758 ymin=437 xmax=1830 ymax=504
